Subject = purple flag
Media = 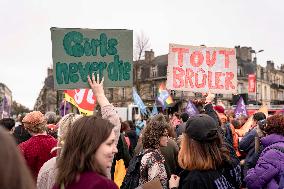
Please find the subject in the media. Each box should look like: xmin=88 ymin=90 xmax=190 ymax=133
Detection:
xmin=185 ymin=100 xmax=199 ymax=117
xmin=1 ymin=96 xmax=10 ymax=118
xmin=60 ymin=101 xmax=71 ymax=117
xmin=234 ymin=96 xmax=248 ymax=118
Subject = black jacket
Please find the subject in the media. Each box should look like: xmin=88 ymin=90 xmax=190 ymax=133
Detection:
xmin=179 ymin=169 xmax=233 ymax=189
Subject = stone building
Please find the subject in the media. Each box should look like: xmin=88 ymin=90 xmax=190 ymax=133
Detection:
xmin=35 ymin=47 xmax=284 ymax=113
xmin=34 ymin=68 xmax=62 ymax=113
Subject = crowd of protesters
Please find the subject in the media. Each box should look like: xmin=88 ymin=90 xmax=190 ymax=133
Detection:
xmin=1 ymin=75 xmax=284 ymax=189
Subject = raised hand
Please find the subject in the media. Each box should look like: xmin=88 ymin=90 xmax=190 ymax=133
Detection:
xmin=88 ymin=73 xmax=109 ymax=107
xmin=88 ymin=73 xmax=105 ymax=98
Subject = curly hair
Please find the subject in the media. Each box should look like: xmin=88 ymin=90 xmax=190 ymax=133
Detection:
xmin=264 ymin=114 xmax=284 ymax=136
xmin=142 ymin=114 xmax=169 ymax=149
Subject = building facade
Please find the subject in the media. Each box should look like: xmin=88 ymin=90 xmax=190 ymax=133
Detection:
xmin=34 ymin=68 xmax=61 ymax=113
xmin=35 ymin=47 xmax=284 ymax=113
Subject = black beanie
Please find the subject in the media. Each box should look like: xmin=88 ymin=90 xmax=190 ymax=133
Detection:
xmin=185 ymin=114 xmax=218 ymax=142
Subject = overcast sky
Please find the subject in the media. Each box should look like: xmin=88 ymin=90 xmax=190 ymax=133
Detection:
xmin=0 ymin=0 xmax=283 ymax=109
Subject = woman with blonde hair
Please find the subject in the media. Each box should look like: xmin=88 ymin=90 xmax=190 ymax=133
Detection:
xmin=37 ymin=113 xmax=82 ymax=189
xmin=0 ymin=127 xmax=36 ymax=189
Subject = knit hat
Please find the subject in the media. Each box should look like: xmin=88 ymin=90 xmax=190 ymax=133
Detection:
xmin=22 ymin=111 xmax=46 ymax=125
xmin=214 ymin=105 xmax=225 ymax=114
xmin=185 ymin=114 xmax=218 ymax=142
xmin=22 ymin=111 xmax=47 ymax=133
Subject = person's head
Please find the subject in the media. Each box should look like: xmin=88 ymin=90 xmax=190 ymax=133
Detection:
xmin=56 ymin=115 xmax=117 ymax=185
xmin=252 ymin=112 xmax=266 ymax=127
xmin=0 ymin=127 xmax=35 ymax=189
xmin=56 ymin=113 xmax=83 ymax=150
xmin=214 ymin=105 xmax=225 ymax=114
xmin=180 ymin=112 xmax=189 ymax=123
xmin=264 ymin=114 xmax=284 ymax=136
xmin=178 ymin=114 xmax=228 ymax=171
xmin=173 ymin=112 xmax=180 ymax=119
xmin=18 ymin=114 xmax=26 ymax=124
xmin=22 ymin=111 xmax=47 ymax=134
xmin=121 ymin=121 xmax=130 ymax=133
xmin=236 ymin=115 xmax=248 ymax=126
xmin=231 ymin=119 xmax=241 ymax=129
xmin=142 ymin=114 xmax=169 ymax=149
xmin=225 ymin=110 xmax=235 ymax=123
xmin=45 ymin=111 xmax=57 ymax=124
xmin=0 ymin=118 xmax=15 ymax=131
xmin=126 ymin=120 xmax=135 ymax=130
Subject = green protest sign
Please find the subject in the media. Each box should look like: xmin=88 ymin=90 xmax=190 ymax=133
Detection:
xmin=51 ymin=28 xmax=133 ymax=89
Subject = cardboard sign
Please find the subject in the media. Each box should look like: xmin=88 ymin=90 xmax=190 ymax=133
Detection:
xmin=51 ymin=28 xmax=133 ymax=89
xmin=167 ymin=44 xmax=237 ymax=94
xmin=137 ymin=177 xmax=163 ymax=189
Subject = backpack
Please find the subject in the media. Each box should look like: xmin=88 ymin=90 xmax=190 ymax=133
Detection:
xmin=121 ymin=150 xmax=153 ymax=189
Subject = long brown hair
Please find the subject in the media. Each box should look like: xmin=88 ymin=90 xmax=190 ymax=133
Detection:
xmin=0 ymin=127 xmax=35 ymax=189
xmin=178 ymin=133 xmax=229 ymax=171
xmin=56 ymin=115 xmax=114 ymax=186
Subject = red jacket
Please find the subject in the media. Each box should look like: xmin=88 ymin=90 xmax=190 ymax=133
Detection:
xmin=18 ymin=134 xmax=57 ymax=179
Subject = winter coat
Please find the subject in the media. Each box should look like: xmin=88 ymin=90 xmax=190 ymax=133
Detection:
xmin=245 ymin=134 xmax=284 ymax=189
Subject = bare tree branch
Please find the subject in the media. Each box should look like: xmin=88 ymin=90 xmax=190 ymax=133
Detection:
xmin=134 ymin=31 xmax=150 ymax=61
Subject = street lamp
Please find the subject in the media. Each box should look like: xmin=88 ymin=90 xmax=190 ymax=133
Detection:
xmin=250 ymin=49 xmax=264 ymax=106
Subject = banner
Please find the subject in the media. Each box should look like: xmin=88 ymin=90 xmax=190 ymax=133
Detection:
xmin=51 ymin=28 xmax=133 ymax=89
xmin=185 ymin=100 xmax=199 ymax=117
xmin=0 ymin=96 xmax=10 ymax=118
xmin=234 ymin=96 xmax=248 ymax=118
xmin=133 ymin=88 xmax=148 ymax=116
xmin=157 ymin=83 xmax=173 ymax=110
xmin=248 ymin=74 xmax=256 ymax=93
xmin=64 ymin=89 xmax=96 ymax=116
xmin=167 ymin=44 xmax=237 ymax=94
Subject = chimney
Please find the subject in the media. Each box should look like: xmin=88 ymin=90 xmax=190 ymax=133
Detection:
xmin=47 ymin=68 xmax=53 ymax=77
xmin=266 ymin=61 xmax=275 ymax=70
xmin=145 ymin=49 xmax=154 ymax=62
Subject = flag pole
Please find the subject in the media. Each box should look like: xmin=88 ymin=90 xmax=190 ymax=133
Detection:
xmin=63 ymin=100 xmax=67 ymax=116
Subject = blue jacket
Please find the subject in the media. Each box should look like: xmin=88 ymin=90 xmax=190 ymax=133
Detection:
xmin=245 ymin=134 xmax=284 ymax=189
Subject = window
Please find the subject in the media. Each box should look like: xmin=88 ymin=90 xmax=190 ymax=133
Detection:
xmin=279 ymin=91 xmax=283 ymax=100
xmin=122 ymin=88 xmax=126 ymax=99
xmin=151 ymin=66 xmax=158 ymax=78
xmin=264 ymin=86 xmax=267 ymax=100
xmin=137 ymin=67 xmax=141 ymax=80
xmin=238 ymin=83 xmax=244 ymax=94
xmin=152 ymin=85 xmax=157 ymax=98
xmin=171 ymin=90 xmax=176 ymax=97
xmin=237 ymin=67 xmax=243 ymax=76
xmin=108 ymin=88 xmax=113 ymax=100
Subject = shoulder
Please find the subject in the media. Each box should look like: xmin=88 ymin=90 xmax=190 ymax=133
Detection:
xmin=142 ymin=149 xmax=164 ymax=162
xmin=261 ymin=144 xmax=284 ymax=161
xmin=38 ymin=157 xmax=57 ymax=174
xmin=37 ymin=157 xmax=57 ymax=188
